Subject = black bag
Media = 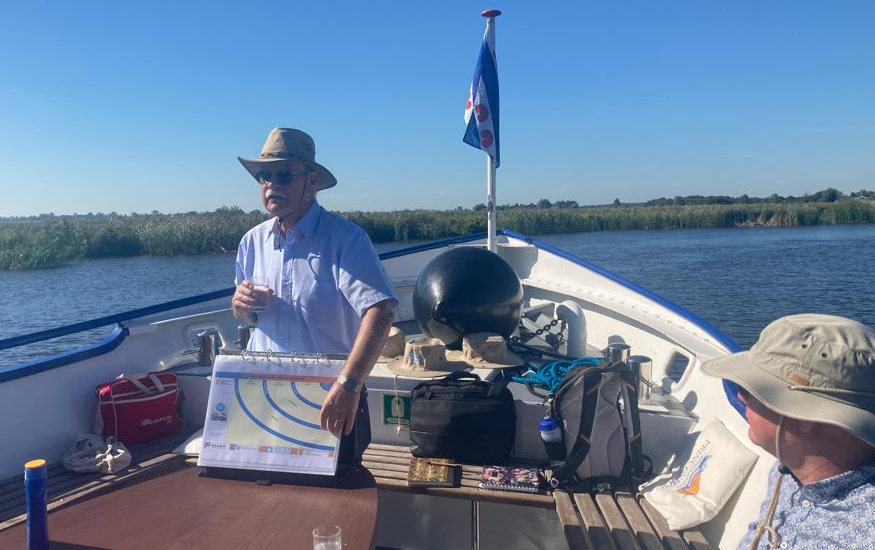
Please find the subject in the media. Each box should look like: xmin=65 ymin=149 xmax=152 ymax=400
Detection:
xmin=409 ymin=371 xmax=516 ymax=464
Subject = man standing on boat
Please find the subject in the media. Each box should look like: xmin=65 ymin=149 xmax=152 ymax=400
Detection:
xmin=231 ymin=127 xmax=397 ymax=464
xmin=703 ymin=314 xmax=875 ymax=549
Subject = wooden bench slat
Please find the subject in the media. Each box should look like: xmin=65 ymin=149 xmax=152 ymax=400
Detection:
xmin=0 ymin=433 xmax=189 ymax=517
xmin=594 ymin=493 xmax=641 ymax=550
xmin=373 ymin=476 xmax=554 ymax=508
xmin=0 ymin=462 xmax=67 ymax=493
xmin=681 ymin=530 xmax=715 ymax=550
xmin=555 ymin=490 xmax=594 ymax=550
xmin=360 ymin=454 xmax=411 ymax=468
xmin=359 ymin=447 xmax=411 ymax=460
xmin=574 ymin=492 xmax=618 ymax=550
xmin=641 ymin=497 xmax=716 ymax=550
xmin=614 ymin=492 xmax=669 ymax=550
xmin=637 ymin=496 xmax=690 ymax=550
xmin=365 ymin=442 xmax=410 ymax=452
xmin=0 ymin=430 xmax=188 ymax=494
xmin=0 ymin=453 xmax=187 ymax=531
xmin=0 ymin=429 xmax=196 ymax=526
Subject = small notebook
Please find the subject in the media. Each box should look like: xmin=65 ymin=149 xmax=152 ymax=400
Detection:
xmin=479 ymin=465 xmax=542 ymax=493
xmin=407 ymin=457 xmax=458 ymax=487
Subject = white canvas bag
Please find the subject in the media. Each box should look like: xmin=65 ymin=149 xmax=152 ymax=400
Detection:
xmin=640 ymin=420 xmax=758 ymax=530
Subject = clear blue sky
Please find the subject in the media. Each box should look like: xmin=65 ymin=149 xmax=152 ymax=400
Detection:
xmin=1 ymin=0 xmax=873 ymax=216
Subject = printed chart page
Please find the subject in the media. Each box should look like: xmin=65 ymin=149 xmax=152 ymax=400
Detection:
xmin=198 ymin=354 xmax=344 ymax=475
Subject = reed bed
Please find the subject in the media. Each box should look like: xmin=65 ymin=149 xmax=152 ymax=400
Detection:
xmin=1 ymin=201 xmax=873 ymax=270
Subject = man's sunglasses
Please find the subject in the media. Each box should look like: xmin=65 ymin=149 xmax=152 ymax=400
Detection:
xmin=254 ymin=169 xmax=310 ymax=186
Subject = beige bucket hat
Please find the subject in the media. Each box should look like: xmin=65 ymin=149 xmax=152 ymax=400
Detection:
xmin=387 ymin=337 xmax=470 ymax=378
xmin=702 ymin=314 xmax=875 ymax=446
xmin=238 ymin=127 xmax=337 ymax=190
xmin=377 ymin=326 xmax=405 ymax=363
xmin=446 ymin=332 xmax=525 ymax=369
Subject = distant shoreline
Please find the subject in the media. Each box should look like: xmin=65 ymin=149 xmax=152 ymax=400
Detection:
xmin=1 ymin=200 xmax=873 ymax=270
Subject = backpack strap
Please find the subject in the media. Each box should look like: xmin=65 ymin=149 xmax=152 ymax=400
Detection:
xmin=549 ymin=368 xmax=603 ymax=488
xmin=617 ymin=364 xmax=645 ymax=479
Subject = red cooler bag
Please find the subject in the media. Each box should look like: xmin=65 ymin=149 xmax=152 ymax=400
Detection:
xmin=94 ymin=372 xmax=184 ymax=445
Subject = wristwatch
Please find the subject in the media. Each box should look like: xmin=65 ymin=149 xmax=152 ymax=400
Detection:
xmin=336 ymin=373 xmax=364 ymax=393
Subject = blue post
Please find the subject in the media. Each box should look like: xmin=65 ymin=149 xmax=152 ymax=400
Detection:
xmin=24 ymin=459 xmax=49 ymax=549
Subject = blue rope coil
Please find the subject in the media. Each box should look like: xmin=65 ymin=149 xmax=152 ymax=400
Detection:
xmin=511 ymin=357 xmax=600 ymax=393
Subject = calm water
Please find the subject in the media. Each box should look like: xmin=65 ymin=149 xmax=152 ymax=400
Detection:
xmin=1 ymin=225 xmax=873 ymax=368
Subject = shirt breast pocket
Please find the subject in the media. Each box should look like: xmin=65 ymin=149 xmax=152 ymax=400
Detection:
xmin=296 ymin=253 xmax=342 ymax=324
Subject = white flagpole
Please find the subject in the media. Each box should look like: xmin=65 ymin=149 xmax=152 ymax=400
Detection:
xmin=482 ymin=9 xmax=500 ymax=253
xmin=487 ymin=155 xmax=496 ymax=252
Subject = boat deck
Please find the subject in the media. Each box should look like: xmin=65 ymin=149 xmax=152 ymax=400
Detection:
xmin=0 ymin=432 xmax=713 ymax=550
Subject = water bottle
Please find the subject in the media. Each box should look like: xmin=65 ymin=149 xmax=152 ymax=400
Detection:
xmin=539 ymin=417 xmax=566 ymax=461
xmin=24 ymin=459 xmax=49 ymax=549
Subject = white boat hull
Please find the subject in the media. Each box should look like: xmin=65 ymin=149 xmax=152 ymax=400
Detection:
xmin=0 ymin=232 xmax=774 ymax=549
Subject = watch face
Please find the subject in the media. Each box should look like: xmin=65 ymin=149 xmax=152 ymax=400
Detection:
xmin=342 ymin=377 xmax=360 ymax=392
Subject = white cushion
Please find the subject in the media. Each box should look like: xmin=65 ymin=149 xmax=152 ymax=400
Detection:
xmin=640 ymin=419 xmax=758 ymax=530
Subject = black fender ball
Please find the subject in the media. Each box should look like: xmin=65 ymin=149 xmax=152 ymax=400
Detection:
xmin=412 ymin=247 xmax=523 ymax=348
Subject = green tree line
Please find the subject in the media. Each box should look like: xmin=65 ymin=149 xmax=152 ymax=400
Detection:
xmin=1 ymin=199 xmax=874 ymax=270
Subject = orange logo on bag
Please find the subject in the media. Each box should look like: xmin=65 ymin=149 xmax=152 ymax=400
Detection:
xmin=677 ymin=455 xmax=710 ymax=496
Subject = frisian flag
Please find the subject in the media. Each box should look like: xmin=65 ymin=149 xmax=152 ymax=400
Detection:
xmin=463 ymin=15 xmax=500 ymax=167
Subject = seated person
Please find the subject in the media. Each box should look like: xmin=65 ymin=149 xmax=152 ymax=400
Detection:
xmin=703 ymin=314 xmax=875 ymax=549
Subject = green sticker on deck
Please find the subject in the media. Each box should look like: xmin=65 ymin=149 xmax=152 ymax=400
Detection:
xmin=382 ymin=394 xmax=410 ymax=426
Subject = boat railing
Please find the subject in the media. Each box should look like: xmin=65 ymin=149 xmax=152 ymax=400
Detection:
xmin=0 ymin=288 xmax=234 ymax=352
xmin=0 ymin=232 xmax=490 ymax=355
xmin=0 ymin=232 xmax=490 ymax=382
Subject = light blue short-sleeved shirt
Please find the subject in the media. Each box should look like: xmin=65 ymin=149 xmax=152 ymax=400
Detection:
xmin=235 ymin=200 xmax=397 ymax=354
xmin=737 ymin=460 xmax=875 ymax=550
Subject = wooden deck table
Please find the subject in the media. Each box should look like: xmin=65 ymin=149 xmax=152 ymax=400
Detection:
xmin=0 ymin=433 xmax=714 ymax=550
xmin=0 ymin=464 xmax=378 ymax=550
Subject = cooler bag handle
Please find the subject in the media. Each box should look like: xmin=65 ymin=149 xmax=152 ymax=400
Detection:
xmin=120 ymin=373 xmax=166 ymax=395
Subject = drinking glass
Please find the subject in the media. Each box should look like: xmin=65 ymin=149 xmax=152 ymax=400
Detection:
xmin=312 ymin=524 xmax=342 ymax=550
xmin=250 ymin=276 xmax=271 ymax=312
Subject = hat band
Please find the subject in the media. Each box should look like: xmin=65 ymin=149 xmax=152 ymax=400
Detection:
xmin=790 ymin=385 xmax=875 ymax=398
xmin=260 ymin=152 xmax=309 ymax=161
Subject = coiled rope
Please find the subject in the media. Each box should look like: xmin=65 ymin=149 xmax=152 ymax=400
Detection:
xmin=511 ymin=357 xmax=600 ymax=394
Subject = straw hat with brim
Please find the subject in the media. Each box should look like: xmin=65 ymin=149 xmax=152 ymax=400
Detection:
xmin=378 ymin=326 xmax=405 ymax=363
xmin=387 ymin=338 xmax=471 ymax=378
xmin=446 ymin=332 xmax=525 ymax=369
xmin=702 ymin=313 xmax=875 ymax=447
xmin=238 ymin=127 xmax=337 ymax=191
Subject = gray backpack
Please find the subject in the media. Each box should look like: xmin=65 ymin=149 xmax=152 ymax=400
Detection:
xmin=547 ymin=363 xmax=645 ymax=489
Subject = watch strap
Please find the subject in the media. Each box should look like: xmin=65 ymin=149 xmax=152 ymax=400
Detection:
xmin=337 ymin=373 xmax=363 ymax=393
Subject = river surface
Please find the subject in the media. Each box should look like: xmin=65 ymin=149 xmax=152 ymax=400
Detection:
xmin=1 ymin=225 xmax=873 ymax=369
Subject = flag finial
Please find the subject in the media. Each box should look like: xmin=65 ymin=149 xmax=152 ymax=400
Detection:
xmin=481 ymin=9 xmax=501 ymax=17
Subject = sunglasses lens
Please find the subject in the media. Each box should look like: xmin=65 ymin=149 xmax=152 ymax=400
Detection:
xmin=255 ymin=170 xmax=299 ymax=185
xmin=275 ymin=171 xmax=293 ymax=185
